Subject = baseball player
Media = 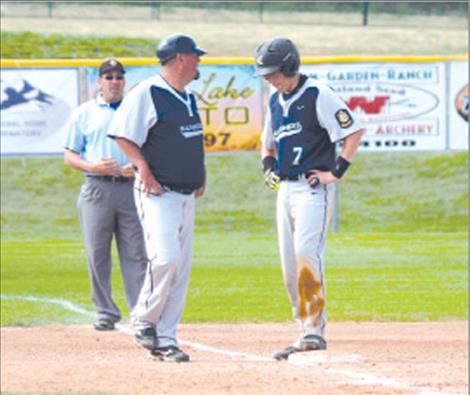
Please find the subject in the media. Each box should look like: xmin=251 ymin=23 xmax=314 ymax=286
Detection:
xmin=64 ymin=59 xmax=147 ymax=331
xmin=108 ymin=34 xmax=206 ymax=363
xmin=255 ymin=37 xmax=365 ymax=360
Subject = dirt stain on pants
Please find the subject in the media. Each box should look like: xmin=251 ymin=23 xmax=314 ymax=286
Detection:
xmin=298 ymin=264 xmax=324 ymax=327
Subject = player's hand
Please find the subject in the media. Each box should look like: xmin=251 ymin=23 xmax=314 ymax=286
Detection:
xmin=136 ymin=164 xmax=162 ymax=196
xmin=264 ymin=169 xmax=280 ymax=191
xmin=120 ymin=163 xmax=135 ymax=178
xmin=93 ymin=157 xmax=120 ymax=175
xmin=308 ymin=170 xmax=338 ymax=186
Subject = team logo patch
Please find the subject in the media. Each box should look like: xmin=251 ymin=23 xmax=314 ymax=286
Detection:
xmin=335 ymin=109 xmax=353 ymax=128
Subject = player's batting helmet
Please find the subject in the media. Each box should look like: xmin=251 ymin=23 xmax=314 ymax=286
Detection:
xmin=157 ymin=34 xmax=207 ymax=64
xmin=255 ymin=37 xmax=300 ymax=77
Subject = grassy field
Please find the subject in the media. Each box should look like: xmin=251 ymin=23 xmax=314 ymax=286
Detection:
xmin=1 ymin=153 xmax=468 ymax=326
xmin=1 ymin=152 xmax=468 ymax=239
xmin=1 ymin=232 xmax=467 ymax=326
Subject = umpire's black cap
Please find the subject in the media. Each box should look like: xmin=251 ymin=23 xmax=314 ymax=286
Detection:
xmin=156 ymin=34 xmax=207 ymax=64
xmin=99 ymin=58 xmax=125 ymax=76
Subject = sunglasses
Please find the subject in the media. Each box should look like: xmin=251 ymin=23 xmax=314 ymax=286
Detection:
xmin=102 ymin=75 xmax=124 ymax=81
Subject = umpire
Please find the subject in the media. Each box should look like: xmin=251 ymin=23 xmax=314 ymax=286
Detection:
xmin=64 ymin=59 xmax=147 ymax=331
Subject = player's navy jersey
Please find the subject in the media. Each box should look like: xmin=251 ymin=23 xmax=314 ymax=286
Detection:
xmin=262 ymin=74 xmax=363 ymax=178
xmin=108 ymin=74 xmax=205 ymax=190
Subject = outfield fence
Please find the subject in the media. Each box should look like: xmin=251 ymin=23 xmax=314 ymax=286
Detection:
xmin=1 ymin=55 xmax=468 ymax=156
xmin=1 ymin=1 xmax=468 ymax=27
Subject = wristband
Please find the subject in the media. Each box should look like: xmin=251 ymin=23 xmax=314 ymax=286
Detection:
xmin=262 ymin=156 xmax=276 ymax=173
xmin=331 ymin=156 xmax=351 ymax=179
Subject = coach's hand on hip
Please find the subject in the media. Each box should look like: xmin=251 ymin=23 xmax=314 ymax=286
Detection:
xmin=195 ymin=185 xmax=205 ymax=198
xmin=137 ymin=163 xmax=163 ymax=196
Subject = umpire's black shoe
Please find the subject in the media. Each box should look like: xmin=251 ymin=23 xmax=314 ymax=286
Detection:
xmin=135 ymin=327 xmax=158 ymax=350
xmin=149 ymin=345 xmax=190 ymax=362
xmin=94 ymin=318 xmax=115 ymax=331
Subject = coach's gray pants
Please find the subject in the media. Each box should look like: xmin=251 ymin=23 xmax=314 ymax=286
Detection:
xmin=78 ymin=177 xmax=147 ymax=323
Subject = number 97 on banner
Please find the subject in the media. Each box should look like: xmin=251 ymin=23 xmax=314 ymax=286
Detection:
xmin=203 ymin=132 xmax=231 ymax=148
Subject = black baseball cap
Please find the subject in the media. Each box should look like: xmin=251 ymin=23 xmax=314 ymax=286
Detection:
xmin=99 ymin=59 xmax=125 ymax=76
xmin=156 ymin=34 xmax=207 ymax=63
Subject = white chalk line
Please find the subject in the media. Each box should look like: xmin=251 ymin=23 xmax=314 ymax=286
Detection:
xmin=0 ymin=294 xmax=270 ymax=362
xmin=114 ymin=321 xmax=272 ymax=362
xmin=1 ymin=294 xmax=95 ymax=317
xmin=288 ymin=352 xmax=364 ymax=365
xmin=1 ymin=294 xmax=450 ymax=395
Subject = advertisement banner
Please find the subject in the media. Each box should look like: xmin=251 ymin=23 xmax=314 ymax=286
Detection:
xmin=448 ymin=61 xmax=468 ymax=150
xmin=301 ymin=63 xmax=447 ymax=151
xmin=86 ymin=64 xmax=264 ymax=152
xmin=1 ymin=68 xmax=80 ymax=155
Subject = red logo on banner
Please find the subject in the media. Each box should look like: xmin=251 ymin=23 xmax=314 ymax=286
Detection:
xmin=346 ymin=96 xmax=390 ymax=114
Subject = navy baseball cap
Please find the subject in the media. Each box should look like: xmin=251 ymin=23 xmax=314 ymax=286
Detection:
xmin=156 ymin=34 xmax=207 ymax=63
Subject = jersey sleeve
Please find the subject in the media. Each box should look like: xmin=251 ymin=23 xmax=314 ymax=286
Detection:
xmin=316 ymin=84 xmax=363 ymax=143
xmin=64 ymin=105 xmax=86 ymax=154
xmin=108 ymin=82 xmax=157 ymax=147
xmin=261 ymin=104 xmax=276 ymax=150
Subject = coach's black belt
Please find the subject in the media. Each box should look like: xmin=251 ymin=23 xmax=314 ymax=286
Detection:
xmin=163 ymin=185 xmax=195 ymax=195
xmin=86 ymin=175 xmax=132 ymax=183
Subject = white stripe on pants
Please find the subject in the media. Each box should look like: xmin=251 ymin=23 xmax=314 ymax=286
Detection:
xmin=132 ymin=185 xmax=195 ymax=348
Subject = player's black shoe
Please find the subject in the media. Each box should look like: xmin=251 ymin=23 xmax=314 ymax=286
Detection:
xmin=149 ymin=345 xmax=190 ymax=362
xmin=274 ymin=335 xmax=327 ymax=360
xmin=273 ymin=346 xmax=300 ymax=360
xmin=298 ymin=334 xmax=327 ymax=351
xmin=134 ymin=327 xmax=158 ymax=350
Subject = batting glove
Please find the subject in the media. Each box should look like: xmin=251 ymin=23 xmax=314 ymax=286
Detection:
xmin=264 ymin=169 xmax=280 ymax=191
xmin=262 ymin=156 xmax=280 ymax=191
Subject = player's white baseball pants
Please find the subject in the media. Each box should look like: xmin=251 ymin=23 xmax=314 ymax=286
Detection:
xmin=132 ymin=185 xmax=195 ymax=348
xmin=276 ymin=177 xmax=335 ymax=337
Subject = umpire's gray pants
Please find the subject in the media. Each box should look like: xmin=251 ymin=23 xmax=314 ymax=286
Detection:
xmin=77 ymin=177 xmax=147 ymax=323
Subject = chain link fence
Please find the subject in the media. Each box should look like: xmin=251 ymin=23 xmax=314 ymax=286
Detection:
xmin=1 ymin=1 xmax=468 ymax=26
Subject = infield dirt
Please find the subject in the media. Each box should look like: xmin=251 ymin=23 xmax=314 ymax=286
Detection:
xmin=1 ymin=321 xmax=467 ymax=394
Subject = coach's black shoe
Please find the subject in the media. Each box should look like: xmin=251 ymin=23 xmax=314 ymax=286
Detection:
xmin=135 ymin=327 xmax=158 ymax=350
xmin=94 ymin=319 xmax=115 ymax=331
xmin=298 ymin=334 xmax=327 ymax=351
xmin=150 ymin=345 xmax=190 ymax=362
xmin=273 ymin=346 xmax=300 ymax=360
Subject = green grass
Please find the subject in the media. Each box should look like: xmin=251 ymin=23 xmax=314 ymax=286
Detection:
xmin=1 ymin=152 xmax=467 ymax=239
xmin=1 ymin=233 xmax=467 ymax=326
xmin=1 ymin=31 xmax=158 ymax=59
xmin=0 ymin=152 xmax=468 ymax=326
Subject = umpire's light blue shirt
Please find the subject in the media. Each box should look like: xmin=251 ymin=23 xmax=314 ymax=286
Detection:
xmin=64 ymin=95 xmax=129 ymax=175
